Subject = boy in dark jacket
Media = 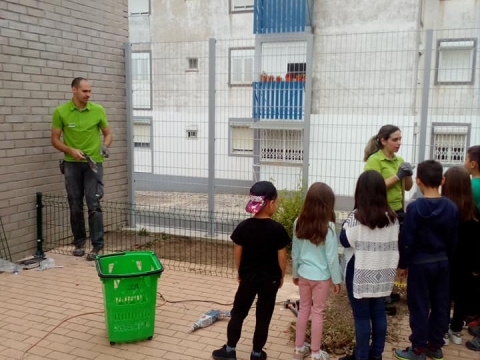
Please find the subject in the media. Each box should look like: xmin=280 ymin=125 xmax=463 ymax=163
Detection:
xmin=394 ymin=160 xmax=459 ymax=360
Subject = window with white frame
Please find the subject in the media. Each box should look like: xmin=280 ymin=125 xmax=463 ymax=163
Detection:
xmin=230 ymin=124 xmax=254 ymax=155
xmin=435 ymin=38 xmax=477 ymax=85
xmin=133 ymin=120 xmax=151 ymax=149
xmin=229 ymin=48 xmax=254 ymax=86
xmin=230 ymin=0 xmax=254 ymax=13
xmin=260 ymin=129 xmax=303 ymax=163
xmin=132 ymin=51 xmax=151 ymax=109
xmin=432 ymin=125 xmax=469 ymax=165
xmin=128 ymin=0 xmax=150 ymax=15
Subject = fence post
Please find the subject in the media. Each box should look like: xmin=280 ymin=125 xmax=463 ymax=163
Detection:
xmin=207 ymin=38 xmax=216 ymax=236
xmin=35 ymin=192 xmax=45 ymax=258
xmin=125 ymin=42 xmax=136 ymax=229
xmin=416 ymin=29 xmax=433 ymax=198
xmin=302 ymin=33 xmax=314 ymax=190
xmin=418 ymin=29 xmax=433 ymax=164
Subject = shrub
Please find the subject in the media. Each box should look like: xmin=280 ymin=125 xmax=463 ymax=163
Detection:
xmin=272 ymin=183 xmax=306 ymax=252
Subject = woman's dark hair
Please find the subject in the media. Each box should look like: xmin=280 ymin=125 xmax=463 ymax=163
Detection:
xmin=442 ymin=166 xmax=478 ymax=222
xmin=354 ymin=170 xmax=397 ymax=229
xmin=296 ymin=182 xmax=336 ymax=245
xmin=363 ymin=124 xmax=401 ymax=162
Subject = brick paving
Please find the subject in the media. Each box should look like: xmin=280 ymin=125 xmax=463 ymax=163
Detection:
xmin=0 ymin=253 xmax=479 ymax=360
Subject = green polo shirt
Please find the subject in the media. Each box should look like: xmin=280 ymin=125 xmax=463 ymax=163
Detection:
xmin=472 ymin=177 xmax=480 ymax=210
xmin=364 ymin=150 xmax=404 ymax=211
xmin=52 ymin=100 xmax=108 ymax=163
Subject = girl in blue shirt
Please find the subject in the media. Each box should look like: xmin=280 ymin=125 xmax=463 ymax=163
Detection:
xmin=292 ymin=182 xmax=342 ymax=360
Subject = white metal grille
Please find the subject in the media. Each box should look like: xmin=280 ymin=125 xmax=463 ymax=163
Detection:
xmin=433 ymin=133 xmax=467 ymax=164
xmin=260 ymin=129 xmax=303 ymax=163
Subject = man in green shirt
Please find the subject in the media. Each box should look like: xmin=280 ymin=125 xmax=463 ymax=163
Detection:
xmin=51 ymin=77 xmax=112 ymax=261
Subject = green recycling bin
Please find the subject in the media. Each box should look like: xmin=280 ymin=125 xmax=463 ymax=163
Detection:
xmin=95 ymin=251 xmax=164 ymax=345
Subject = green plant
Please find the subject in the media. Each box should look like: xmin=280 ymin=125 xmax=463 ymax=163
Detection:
xmin=272 ymin=183 xmax=306 ymax=252
xmin=138 ymin=227 xmax=150 ymax=236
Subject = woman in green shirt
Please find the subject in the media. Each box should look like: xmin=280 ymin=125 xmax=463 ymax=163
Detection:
xmin=363 ymin=124 xmax=414 ymax=309
xmin=364 ymin=125 xmax=413 ymax=217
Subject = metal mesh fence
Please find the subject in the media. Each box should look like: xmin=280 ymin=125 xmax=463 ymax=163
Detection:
xmin=42 ymin=194 xmax=241 ymax=277
xmin=40 ymin=28 xmax=479 ymax=275
xmin=310 ymin=28 xmax=480 ymax=201
xmin=0 ymin=217 xmax=12 ymax=261
xmin=129 ymin=28 xmax=480 ymax=212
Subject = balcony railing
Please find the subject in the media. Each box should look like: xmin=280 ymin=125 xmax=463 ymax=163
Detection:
xmin=253 ymin=81 xmax=304 ymax=120
xmin=253 ymin=0 xmax=312 ymax=34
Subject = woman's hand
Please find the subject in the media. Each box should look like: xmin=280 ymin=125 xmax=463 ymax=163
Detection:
xmin=397 ymin=268 xmax=408 ymax=280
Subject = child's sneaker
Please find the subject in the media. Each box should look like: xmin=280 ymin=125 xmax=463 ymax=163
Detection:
xmin=293 ymin=343 xmax=311 ymax=360
xmin=212 ymin=345 xmax=237 ymax=360
xmin=311 ymin=350 xmax=330 ymax=360
xmin=425 ymin=347 xmax=443 ymax=360
xmin=394 ymin=347 xmax=426 ymax=360
xmin=448 ymin=329 xmax=462 ymax=345
xmin=442 ymin=333 xmax=449 ymax=346
xmin=468 ymin=326 xmax=480 ymax=337
xmin=466 ymin=336 xmax=480 ymax=351
xmin=250 ymin=350 xmax=267 ymax=360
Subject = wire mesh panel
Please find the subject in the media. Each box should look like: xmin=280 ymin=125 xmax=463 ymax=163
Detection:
xmin=127 ymin=29 xmax=480 ymax=215
xmin=0 ymin=217 xmax=12 ymax=261
xmin=310 ymin=30 xmax=420 ymax=200
xmin=131 ymin=40 xmax=212 ymax=207
xmin=42 ymin=194 xmax=238 ymax=278
xmin=310 ymin=28 xmax=480 ymax=203
xmin=129 ymin=29 xmax=479 ymax=213
xmin=427 ymin=29 xmax=480 ymax=170
xmin=40 ymin=28 xmax=480 ymax=277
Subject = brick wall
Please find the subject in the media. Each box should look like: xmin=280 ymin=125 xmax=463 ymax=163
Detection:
xmin=0 ymin=0 xmax=129 ymax=260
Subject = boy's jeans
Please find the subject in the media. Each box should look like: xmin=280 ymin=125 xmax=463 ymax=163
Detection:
xmin=64 ymin=161 xmax=104 ymax=249
xmin=407 ymin=260 xmax=450 ymax=349
xmin=227 ymin=273 xmax=280 ymax=353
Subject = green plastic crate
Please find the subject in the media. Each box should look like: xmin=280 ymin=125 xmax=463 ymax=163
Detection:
xmin=95 ymin=251 xmax=164 ymax=344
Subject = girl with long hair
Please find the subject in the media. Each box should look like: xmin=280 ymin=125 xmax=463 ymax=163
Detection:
xmin=442 ymin=166 xmax=480 ymax=351
xmin=292 ymin=182 xmax=342 ymax=360
xmin=339 ymin=170 xmax=400 ymax=360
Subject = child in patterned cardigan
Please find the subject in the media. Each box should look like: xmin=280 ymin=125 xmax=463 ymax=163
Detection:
xmin=339 ymin=170 xmax=400 ymax=360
